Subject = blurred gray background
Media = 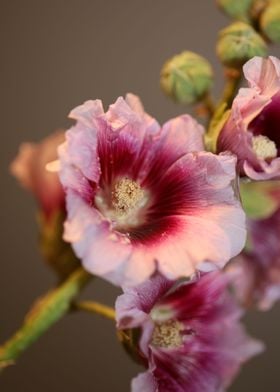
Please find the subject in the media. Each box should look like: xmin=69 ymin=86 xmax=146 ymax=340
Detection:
xmin=1 ymin=0 xmax=280 ymax=391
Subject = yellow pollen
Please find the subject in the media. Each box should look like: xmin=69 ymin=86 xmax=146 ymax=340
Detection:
xmin=112 ymin=178 xmax=144 ymax=215
xmin=252 ymin=135 xmax=277 ymax=160
xmin=151 ymin=320 xmax=183 ymax=349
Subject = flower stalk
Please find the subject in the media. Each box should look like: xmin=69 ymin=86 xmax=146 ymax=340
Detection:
xmin=74 ymin=301 xmax=116 ymax=320
xmin=0 ymin=267 xmax=92 ymax=369
xmin=220 ymin=68 xmax=242 ymax=107
xmin=205 ymin=67 xmax=242 ymax=152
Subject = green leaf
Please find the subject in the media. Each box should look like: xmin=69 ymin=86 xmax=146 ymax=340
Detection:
xmin=240 ymin=181 xmax=280 ymax=219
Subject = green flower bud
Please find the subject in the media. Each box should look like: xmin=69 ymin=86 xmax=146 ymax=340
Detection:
xmin=261 ymin=2 xmax=280 ymax=42
xmin=217 ymin=0 xmax=254 ymax=21
xmin=160 ymin=51 xmax=213 ymax=104
xmin=217 ymin=22 xmax=267 ymax=67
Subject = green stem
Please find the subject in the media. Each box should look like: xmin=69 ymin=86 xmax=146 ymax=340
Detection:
xmin=0 ymin=267 xmax=92 ymax=369
xmin=220 ymin=68 xmax=242 ymax=108
xmin=205 ymin=68 xmax=242 ymax=152
xmin=204 ymin=94 xmax=216 ymax=116
xmin=74 ymin=301 xmax=116 ymax=320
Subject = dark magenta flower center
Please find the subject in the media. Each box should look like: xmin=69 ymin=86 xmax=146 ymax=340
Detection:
xmin=92 ymin=126 xmax=201 ymax=245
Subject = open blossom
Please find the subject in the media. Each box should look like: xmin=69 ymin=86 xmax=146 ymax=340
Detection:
xmin=217 ymin=56 xmax=280 ymax=180
xmin=11 ymin=130 xmax=65 ymax=219
xmin=116 ymin=272 xmax=264 ymax=392
xmin=59 ymin=93 xmax=246 ymax=287
xmin=229 ymin=206 xmax=280 ymax=310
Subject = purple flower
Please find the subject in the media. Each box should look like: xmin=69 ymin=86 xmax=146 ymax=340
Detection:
xmin=229 ymin=205 xmax=280 ymax=310
xmin=116 ymin=272 xmax=264 ymax=392
xmin=217 ymin=56 xmax=280 ymax=180
xmin=59 ymin=94 xmax=246 ymax=286
xmin=11 ymin=130 xmax=65 ymax=219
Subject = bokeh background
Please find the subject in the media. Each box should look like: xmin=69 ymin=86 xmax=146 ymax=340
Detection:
xmin=1 ymin=1 xmax=280 ymax=391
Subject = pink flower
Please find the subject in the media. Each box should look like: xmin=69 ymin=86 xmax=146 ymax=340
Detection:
xmin=229 ymin=207 xmax=280 ymax=310
xmin=116 ymin=272 xmax=264 ymax=392
xmin=59 ymin=94 xmax=246 ymax=286
xmin=217 ymin=56 xmax=280 ymax=180
xmin=11 ymin=130 xmax=65 ymax=219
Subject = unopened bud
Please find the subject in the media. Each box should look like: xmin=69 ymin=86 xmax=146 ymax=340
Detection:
xmin=217 ymin=22 xmax=267 ymax=67
xmin=160 ymin=51 xmax=213 ymax=104
xmin=217 ymin=0 xmax=254 ymax=21
xmin=261 ymin=2 xmax=280 ymax=42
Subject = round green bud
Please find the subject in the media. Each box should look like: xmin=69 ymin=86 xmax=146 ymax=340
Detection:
xmin=217 ymin=22 xmax=267 ymax=67
xmin=217 ymin=0 xmax=254 ymax=21
xmin=261 ymin=2 xmax=280 ymax=42
xmin=160 ymin=51 xmax=214 ymax=105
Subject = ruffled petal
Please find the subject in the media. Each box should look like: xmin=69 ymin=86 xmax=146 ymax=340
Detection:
xmin=64 ymin=191 xmax=133 ymax=284
xmin=131 ymin=372 xmax=157 ymax=392
xmin=243 ymin=56 xmax=280 ymax=97
xmin=244 ymin=157 xmax=280 ymax=180
xmin=69 ymin=99 xmax=104 ymax=126
xmin=116 ymin=274 xmax=173 ymax=328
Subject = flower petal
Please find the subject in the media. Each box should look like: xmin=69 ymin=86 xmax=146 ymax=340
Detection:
xmin=243 ymin=56 xmax=280 ymax=97
xmin=131 ymin=372 xmax=157 ymax=392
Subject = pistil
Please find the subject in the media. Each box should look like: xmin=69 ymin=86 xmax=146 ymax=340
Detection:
xmin=151 ymin=319 xmax=183 ymax=349
xmin=252 ymin=135 xmax=277 ymax=160
xmin=112 ymin=178 xmax=144 ymax=216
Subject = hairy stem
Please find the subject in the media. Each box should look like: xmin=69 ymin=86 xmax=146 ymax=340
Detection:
xmin=0 ymin=267 xmax=92 ymax=369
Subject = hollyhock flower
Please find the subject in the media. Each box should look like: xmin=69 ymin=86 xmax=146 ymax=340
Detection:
xmin=116 ymin=272 xmax=264 ymax=392
xmin=59 ymin=93 xmax=246 ymax=287
xmin=11 ymin=130 xmax=65 ymax=219
xmin=11 ymin=130 xmax=79 ymax=279
xmin=229 ymin=206 xmax=280 ymax=310
xmin=217 ymin=56 xmax=280 ymax=180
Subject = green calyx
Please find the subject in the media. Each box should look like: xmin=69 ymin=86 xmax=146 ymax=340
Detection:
xmin=217 ymin=22 xmax=267 ymax=67
xmin=217 ymin=0 xmax=254 ymax=21
xmin=261 ymin=2 xmax=280 ymax=42
xmin=160 ymin=51 xmax=213 ymax=105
